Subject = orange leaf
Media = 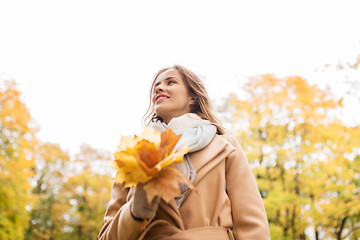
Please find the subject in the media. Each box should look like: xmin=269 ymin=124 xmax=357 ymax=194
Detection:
xmin=161 ymin=129 xmax=182 ymax=156
xmin=135 ymin=139 xmax=162 ymax=169
xmin=143 ymin=167 xmax=194 ymax=205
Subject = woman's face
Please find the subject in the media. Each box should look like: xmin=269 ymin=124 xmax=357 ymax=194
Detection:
xmin=152 ymin=69 xmax=193 ymax=124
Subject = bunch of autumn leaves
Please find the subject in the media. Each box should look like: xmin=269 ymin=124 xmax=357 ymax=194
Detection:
xmin=113 ymin=127 xmax=193 ymax=204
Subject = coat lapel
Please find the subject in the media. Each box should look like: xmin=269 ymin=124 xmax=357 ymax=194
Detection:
xmin=178 ymin=135 xmax=235 ymax=207
xmin=190 ymin=135 xmax=235 ymax=185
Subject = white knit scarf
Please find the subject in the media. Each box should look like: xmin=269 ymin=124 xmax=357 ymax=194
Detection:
xmin=150 ymin=113 xmax=217 ymax=207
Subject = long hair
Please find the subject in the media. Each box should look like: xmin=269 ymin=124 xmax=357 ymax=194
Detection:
xmin=142 ymin=65 xmax=227 ymax=135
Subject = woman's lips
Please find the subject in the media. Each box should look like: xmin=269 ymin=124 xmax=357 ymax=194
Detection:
xmin=155 ymin=95 xmax=169 ymax=103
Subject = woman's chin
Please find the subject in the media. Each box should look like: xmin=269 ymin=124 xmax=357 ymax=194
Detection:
xmin=154 ymin=106 xmax=168 ymax=116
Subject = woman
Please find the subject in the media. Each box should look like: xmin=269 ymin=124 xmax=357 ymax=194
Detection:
xmin=98 ymin=65 xmax=271 ymax=240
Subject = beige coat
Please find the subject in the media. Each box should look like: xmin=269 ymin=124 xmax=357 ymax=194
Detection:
xmin=98 ymin=134 xmax=271 ymax=240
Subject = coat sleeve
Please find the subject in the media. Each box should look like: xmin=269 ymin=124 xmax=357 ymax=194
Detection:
xmin=98 ymin=181 xmax=143 ymax=240
xmin=224 ymin=134 xmax=271 ymax=240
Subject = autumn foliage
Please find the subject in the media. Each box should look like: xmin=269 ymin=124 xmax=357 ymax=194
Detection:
xmin=0 ymin=81 xmax=113 ymax=240
xmin=113 ymin=127 xmax=191 ymax=203
xmin=0 ymin=80 xmax=37 ymax=240
xmin=226 ymin=74 xmax=360 ymax=240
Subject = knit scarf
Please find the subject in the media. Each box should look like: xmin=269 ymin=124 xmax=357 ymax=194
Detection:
xmin=150 ymin=113 xmax=217 ymax=207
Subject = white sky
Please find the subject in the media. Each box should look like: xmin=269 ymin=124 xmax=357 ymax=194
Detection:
xmin=1 ymin=0 xmax=359 ymax=156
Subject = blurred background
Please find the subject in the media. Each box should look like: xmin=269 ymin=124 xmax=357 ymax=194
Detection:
xmin=1 ymin=0 xmax=359 ymax=239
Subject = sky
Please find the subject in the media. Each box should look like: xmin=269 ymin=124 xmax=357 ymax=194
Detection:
xmin=1 ymin=0 xmax=359 ymax=156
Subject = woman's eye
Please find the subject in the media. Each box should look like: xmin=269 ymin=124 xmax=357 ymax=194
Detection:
xmin=168 ymin=80 xmax=176 ymax=84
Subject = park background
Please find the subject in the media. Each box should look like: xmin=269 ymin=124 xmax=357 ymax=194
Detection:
xmin=1 ymin=0 xmax=360 ymax=239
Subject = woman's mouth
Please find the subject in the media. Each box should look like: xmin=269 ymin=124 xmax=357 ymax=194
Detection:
xmin=155 ymin=94 xmax=169 ymax=103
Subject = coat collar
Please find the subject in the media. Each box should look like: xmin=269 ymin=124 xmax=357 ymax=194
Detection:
xmin=189 ymin=134 xmax=235 ymax=185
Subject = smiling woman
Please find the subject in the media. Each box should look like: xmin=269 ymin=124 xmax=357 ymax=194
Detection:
xmin=144 ymin=65 xmax=227 ymax=135
xmin=152 ymin=69 xmax=193 ymax=124
xmin=98 ymin=65 xmax=271 ymax=240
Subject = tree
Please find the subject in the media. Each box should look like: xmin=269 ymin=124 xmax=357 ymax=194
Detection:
xmin=1 ymin=80 xmax=114 ymax=240
xmin=25 ymin=142 xmax=70 ymax=240
xmin=226 ymin=74 xmax=360 ymax=239
xmin=0 ymin=80 xmax=38 ymax=240
xmin=55 ymin=144 xmax=113 ymax=240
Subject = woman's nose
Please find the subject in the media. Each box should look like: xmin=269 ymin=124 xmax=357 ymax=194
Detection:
xmin=155 ymin=84 xmax=164 ymax=93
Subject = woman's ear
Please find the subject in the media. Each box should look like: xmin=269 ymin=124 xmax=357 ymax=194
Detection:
xmin=189 ymin=96 xmax=199 ymax=112
xmin=189 ymin=96 xmax=197 ymax=105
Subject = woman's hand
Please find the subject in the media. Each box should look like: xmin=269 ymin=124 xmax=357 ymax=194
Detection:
xmin=131 ymin=183 xmax=160 ymax=221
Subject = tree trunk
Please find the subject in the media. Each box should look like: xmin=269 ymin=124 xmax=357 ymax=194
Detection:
xmin=284 ymin=207 xmax=289 ymax=237
xmin=315 ymin=225 xmax=320 ymax=240
xmin=337 ymin=216 xmax=348 ymax=240
xmin=291 ymin=205 xmax=297 ymax=240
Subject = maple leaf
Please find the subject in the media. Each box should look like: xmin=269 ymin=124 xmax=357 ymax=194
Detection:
xmin=113 ymin=127 xmax=191 ymax=203
xmin=161 ymin=129 xmax=181 ymax=156
xmin=144 ymin=167 xmax=194 ymax=204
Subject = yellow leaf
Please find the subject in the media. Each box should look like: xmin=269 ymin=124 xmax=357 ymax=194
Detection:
xmin=118 ymin=135 xmax=140 ymax=151
xmin=142 ymin=127 xmax=161 ymax=146
xmin=156 ymin=144 xmax=189 ymax=170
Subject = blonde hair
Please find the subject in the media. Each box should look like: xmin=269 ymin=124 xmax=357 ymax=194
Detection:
xmin=142 ymin=65 xmax=227 ymax=135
